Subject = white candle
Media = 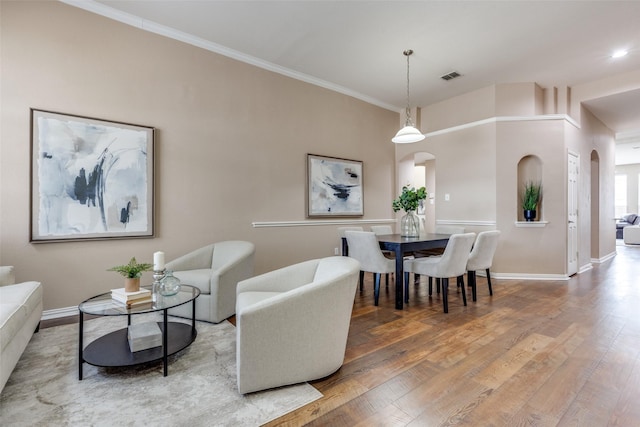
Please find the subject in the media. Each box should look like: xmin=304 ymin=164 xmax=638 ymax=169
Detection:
xmin=153 ymin=251 xmax=165 ymax=270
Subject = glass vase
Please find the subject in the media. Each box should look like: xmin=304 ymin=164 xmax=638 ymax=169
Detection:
xmin=401 ymin=211 xmax=420 ymax=237
xmin=159 ymin=270 xmax=181 ymax=296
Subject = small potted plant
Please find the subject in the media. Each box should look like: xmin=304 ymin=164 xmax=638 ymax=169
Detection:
xmin=522 ymin=181 xmax=542 ymax=221
xmin=392 ymin=186 xmax=427 ymax=237
xmin=108 ymin=257 xmax=153 ymax=292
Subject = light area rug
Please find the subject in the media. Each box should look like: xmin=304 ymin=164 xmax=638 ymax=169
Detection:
xmin=0 ymin=314 xmax=322 ymax=426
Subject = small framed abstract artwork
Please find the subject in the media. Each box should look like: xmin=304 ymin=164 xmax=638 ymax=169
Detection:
xmin=30 ymin=109 xmax=155 ymax=242
xmin=307 ymin=154 xmax=363 ymax=217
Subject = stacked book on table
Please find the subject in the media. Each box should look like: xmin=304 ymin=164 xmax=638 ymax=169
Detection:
xmin=111 ymin=288 xmax=152 ymax=308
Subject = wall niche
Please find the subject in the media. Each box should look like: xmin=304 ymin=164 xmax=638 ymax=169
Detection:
xmin=517 ymin=155 xmax=543 ymax=222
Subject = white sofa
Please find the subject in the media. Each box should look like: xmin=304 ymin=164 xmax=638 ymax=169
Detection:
xmin=0 ymin=266 xmax=43 ymax=393
xmin=165 ymin=241 xmax=255 ymax=323
xmin=235 ymin=256 xmax=360 ymax=394
xmin=623 ymin=225 xmax=640 ymax=245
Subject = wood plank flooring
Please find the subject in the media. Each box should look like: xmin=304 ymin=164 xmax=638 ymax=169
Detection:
xmin=41 ymin=243 xmax=640 ymax=426
xmin=264 ymin=243 xmax=640 ymax=426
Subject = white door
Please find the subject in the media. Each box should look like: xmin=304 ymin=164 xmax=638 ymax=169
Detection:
xmin=568 ymin=152 xmax=579 ymax=276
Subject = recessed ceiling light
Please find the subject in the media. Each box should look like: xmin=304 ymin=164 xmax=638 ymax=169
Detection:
xmin=612 ymin=49 xmax=628 ymax=58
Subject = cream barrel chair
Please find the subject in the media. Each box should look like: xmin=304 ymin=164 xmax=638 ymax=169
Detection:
xmin=235 ymin=256 xmax=360 ymax=394
xmin=165 ymin=241 xmax=255 ymax=323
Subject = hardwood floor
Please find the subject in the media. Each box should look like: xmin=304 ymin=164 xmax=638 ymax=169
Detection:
xmin=264 ymin=243 xmax=640 ymax=426
xmin=42 ymin=243 xmax=640 ymax=426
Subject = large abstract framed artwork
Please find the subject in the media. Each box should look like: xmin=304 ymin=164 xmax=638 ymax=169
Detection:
xmin=307 ymin=154 xmax=363 ymax=217
xmin=30 ymin=109 xmax=155 ymax=242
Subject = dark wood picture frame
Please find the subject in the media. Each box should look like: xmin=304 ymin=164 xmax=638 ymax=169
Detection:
xmin=30 ymin=109 xmax=155 ymax=242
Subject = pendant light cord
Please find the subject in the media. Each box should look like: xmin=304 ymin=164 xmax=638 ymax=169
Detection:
xmin=404 ymin=49 xmax=414 ymax=126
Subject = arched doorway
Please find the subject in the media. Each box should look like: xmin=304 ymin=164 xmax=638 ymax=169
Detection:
xmin=397 ymin=151 xmax=436 ymax=233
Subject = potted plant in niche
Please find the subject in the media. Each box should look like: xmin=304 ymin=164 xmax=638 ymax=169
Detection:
xmin=108 ymin=257 xmax=153 ymax=292
xmin=392 ymin=186 xmax=427 ymax=237
xmin=522 ymin=181 xmax=542 ymax=221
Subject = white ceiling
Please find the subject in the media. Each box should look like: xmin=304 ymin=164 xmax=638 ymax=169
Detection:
xmin=68 ymin=0 xmax=640 ymax=163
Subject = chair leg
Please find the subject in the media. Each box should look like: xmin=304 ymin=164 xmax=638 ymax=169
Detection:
xmin=486 ymin=268 xmax=493 ymax=296
xmin=374 ymin=273 xmax=381 ymax=306
xmin=442 ymin=278 xmax=449 ymax=313
xmin=385 ymin=273 xmax=389 ymax=290
xmin=469 ymin=270 xmax=477 ymax=301
xmin=414 ymin=273 xmax=420 ymax=285
xmin=428 ymin=276 xmax=433 ymax=296
xmin=436 ymin=278 xmax=441 ymax=294
xmin=459 ymin=275 xmax=467 ymax=306
xmin=359 ymin=270 xmax=364 ymax=291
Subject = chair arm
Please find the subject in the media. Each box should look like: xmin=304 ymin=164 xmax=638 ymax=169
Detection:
xmin=0 ymin=266 xmax=16 ymax=287
xmin=236 ymin=259 xmax=318 ymax=294
xmin=165 ymin=245 xmax=215 ymax=271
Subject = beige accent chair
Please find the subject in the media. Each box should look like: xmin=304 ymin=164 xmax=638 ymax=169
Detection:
xmin=165 ymin=241 xmax=255 ymax=323
xmin=0 ymin=266 xmax=43 ymax=392
xmin=467 ymin=230 xmax=501 ymax=300
xmin=404 ymin=233 xmax=476 ymax=313
xmin=345 ymin=231 xmax=395 ymax=306
xmin=235 ymin=256 xmax=360 ymax=394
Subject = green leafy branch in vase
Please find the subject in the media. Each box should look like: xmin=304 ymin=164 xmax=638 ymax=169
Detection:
xmin=392 ymin=186 xmax=427 ymax=213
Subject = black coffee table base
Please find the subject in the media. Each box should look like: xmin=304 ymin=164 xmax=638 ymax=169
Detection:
xmin=82 ymin=321 xmax=197 ymax=371
xmin=78 ymin=286 xmax=200 ymax=380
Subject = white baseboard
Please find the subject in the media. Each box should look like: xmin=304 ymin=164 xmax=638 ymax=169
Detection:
xmin=42 ymin=306 xmax=79 ymax=321
xmin=491 ymin=272 xmax=570 ymax=281
xmin=578 ymin=263 xmax=594 ymax=274
xmin=591 ymin=251 xmax=617 ymax=264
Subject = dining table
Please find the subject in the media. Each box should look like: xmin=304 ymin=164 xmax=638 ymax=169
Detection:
xmin=342 ymin=233 xmax=451 ymax=309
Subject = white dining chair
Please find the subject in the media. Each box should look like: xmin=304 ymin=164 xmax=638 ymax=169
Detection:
xmin=467 ymin=230 xmax=501 ymax=301
xmin=337 ymin=226 xmax=364 ymax=256
xmin=403 ymin=233 xmax=476 ymax=313
xmin=344 ymin=231 xmax=395 ymax=306
xmin=370 ymin=225 xmax=395 ymax=287
xmin=337 ymin=226 xmax=365 ymax=289
xmin=370 ymin=225 xmax=393 ymax=235
xmin=414 ymin=225 xmax=467 ymax=291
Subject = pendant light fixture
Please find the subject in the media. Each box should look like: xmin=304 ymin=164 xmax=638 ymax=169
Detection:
xmin=392 ymin=49 xmax=425 ymax=144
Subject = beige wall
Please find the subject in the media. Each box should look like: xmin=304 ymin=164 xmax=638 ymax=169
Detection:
xmin=397 ymin=83 xmax=617 ymax=276
xmin=0 ymin=2 xmax=624 ymax=312
xmin=615 ymin=163 xmax=640 ymax=214
xmin=0 ymin=2 xmax=398 ymax=310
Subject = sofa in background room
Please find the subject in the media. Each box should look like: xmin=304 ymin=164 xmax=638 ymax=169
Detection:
xmin=616 ymin=213 xmax=640 ymax=239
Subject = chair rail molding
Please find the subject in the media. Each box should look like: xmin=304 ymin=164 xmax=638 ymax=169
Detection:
xmin=252 ymin=219 xmax=397 ymax=228
xmin=436 ymin=220 xmax=497 ymax=227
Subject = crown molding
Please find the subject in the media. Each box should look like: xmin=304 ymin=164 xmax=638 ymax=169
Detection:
xmin=60 ymin=0 xmax=399 ymax=112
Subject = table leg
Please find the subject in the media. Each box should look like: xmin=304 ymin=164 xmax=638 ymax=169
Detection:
xmin=191 ymin=298 xmax=196 ymax=335
xmin=395 ymin=251 xmax=404 ymax=309
xmin=163 ymin=309 xmax=168 ymax=377
xmin=78 ymin=311 xmax=84 ymax=380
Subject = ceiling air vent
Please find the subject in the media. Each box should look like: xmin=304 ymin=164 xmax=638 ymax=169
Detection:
xmin=441 ymin=71 xmax=461 ymax=81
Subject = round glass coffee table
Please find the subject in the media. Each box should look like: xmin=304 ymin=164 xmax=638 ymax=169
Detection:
xmin=78 ymin=285 xmax=200 ymax=380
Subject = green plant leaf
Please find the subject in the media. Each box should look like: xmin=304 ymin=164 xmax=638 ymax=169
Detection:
xmin=107 ymin=257 xmax=153 ymax=278
xmin=522 ymin=181 xmax=542 ymax=210
xmin=392 ymin=186 xmax=427 ymax=213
